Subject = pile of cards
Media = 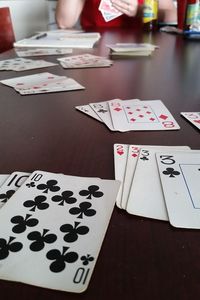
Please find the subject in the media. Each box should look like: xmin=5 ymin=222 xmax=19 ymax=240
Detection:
xmin=114 ymin=143 xmax=200 ymax=229
xmin=0 ymin=72 xmax=85 ymax=95
xmin=0 ymin=170 xmax=120 ymax=293
xmin=15 ymin=48 xmax=73 ymax=57
xmin=76 ymin=99 xmax=180 ymax=131
xmin=107 ymin=43 xmax=158 ymax=57
xmin=181 ymin=112 xmax=200 ymax=130
xmin=99 ymin=0 xmax=122 ymax=22
xmin=0 ymin=57 xmax=57 ymax=72
xmin=58 ymin=53 xmax=113 ymax=69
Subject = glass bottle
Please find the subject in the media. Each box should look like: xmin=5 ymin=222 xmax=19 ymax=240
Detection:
xmin=143 ymin=0 xmax=158 ymax=31
xmin=184 ymin=0 xmax=200 ymax=30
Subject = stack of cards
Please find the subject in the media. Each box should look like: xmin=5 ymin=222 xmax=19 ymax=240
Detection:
xmin=0 ymin=58 xmax=57 ymax=72
xmin=0 ymin=170 xmax=120 ymax=293
xmin=181 ymin=112 xmax=200 ymax=130
xmin=0 ymin=72 xmax=85 ymax=95
xmin=76 ymin=99 xmax=180 ymax=131
xmin=99 ymin=0 xmax=122 ymax=22
xmin=15 ymin=48 xmax=73 ymax=57
xmin=114 ymin=144 xmax=200 ymax=229
xmin=107 ymin=43 xmax=158 ymax=57
xmin=58 ymin=54 xmax=113 ymax=69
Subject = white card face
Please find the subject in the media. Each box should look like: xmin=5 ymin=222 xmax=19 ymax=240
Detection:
xmin=0 ymin=58 xmax=56 ymax=71
xmin=12 ymin=60 xmax=57 ymax=72
xmin=58 ymin=54 xmax=112 ymax=69
xmin=126 ymin=146 xmax=191 ymax=221
xmin=0 ymin=73 xmax=84 ymax=95
xmin=0 ymin=172 xmax=30 ymax=209
xmin=18 ymin=78 xmax=85 ymax=95
xmin=0 ymin=58 xmax=35 ymax=71
xmin=0 ymin=175 xmax=10 ymax=188
xmin=120 ymin=145 xmax=144 ymax=210
xmin=75 ymin=105 xmax=102 ymax=122
xmin=108 ymin=99 xmax=180 ymax=132
xmin=181 ymin=112 xmax=200 ymax=130
xmin=89 ymin=101 xmax=115 ymax=131
xmin=156 ymin=151 xmax=200 ymax=229
xmin=0 ymin=171 xmax=120 ymax=293
xmin=0 ymin=72 xmax=63 ymax=90
xmin=113 ymin=144 xmax=129 ymax=208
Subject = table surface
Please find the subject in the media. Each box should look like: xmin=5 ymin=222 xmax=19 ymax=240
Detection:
xmin=0 ymin=28 xmax=199 ymax=300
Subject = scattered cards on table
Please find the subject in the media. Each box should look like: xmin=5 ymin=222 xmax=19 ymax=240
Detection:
xmin=114 ymin=144 xmax=200 ymax=229
xmin=76 ymin=98 xmax=180 ymax=131
xmin=15 ymin=48 xmax=73 ymax=57
xmin=99 ymin=0 xmax=122 ymax=22
xmin=0 ymin=72 xmax=85 ymax=95
xmin=0 ymin=170 xmax=120 ymax=292
xmin=58 ymin=53 xmax=113 ymax=69
xmin=181 ymin=112 xmax=200 ymax=130
xmin=0 ymin=58 xmax=57 ymax=72
xmin=107 ymin=43 xmax=158 ymax=57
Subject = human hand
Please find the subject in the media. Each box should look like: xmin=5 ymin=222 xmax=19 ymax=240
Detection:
xmin=110 ymin=0 xmax=138 ymax=17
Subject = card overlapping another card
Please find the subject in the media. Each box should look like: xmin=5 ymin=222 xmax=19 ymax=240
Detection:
xmin=0 ymin=72 xmax=85 ymax=95
xmin=0 ymin=57 xmax=57 ymax=71
xmin=113 ymin=144 xmax=197 ymax=224
xmin=0 ymin=170 xmax=120 ymax=293
xmin=58 ymin=53 xmax=113 ymax=69
xmin=0 ymin=172 xmax=30 ymax=209
xmin=76 ymin=99 xmax=180 ymax=132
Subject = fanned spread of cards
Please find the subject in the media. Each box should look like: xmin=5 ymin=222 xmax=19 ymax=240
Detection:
xmin=0 ymin=171 xmax=120 ymax=293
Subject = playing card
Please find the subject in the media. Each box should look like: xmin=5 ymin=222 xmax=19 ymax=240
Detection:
xmin=108 ymin=99 xmax=180 ymax=132
xmin=113 ymin=144 xmax=129 ymax=208
xmin=75 ymin=105 xmax=103 ymax=122
xmin=16 ymin=48 xmax=73 ymax=57
xmin=0 ymin=58 xmax=57 ymax=71
xmin=0 ymin=73 xmax=85 ymax=95
xmin=0 ymin=175 xmax=10 ymax=187
xmin=0 ymin=72 xmax=64 ymax=90
xmin=101 ymin=10 xmax=121 ymax=22
xmin=0 ymin=58 xmax=34 ymax=71
xmin=89 ymin=100 xmax=116 ymax=131
xmin=0 ymin=172 xmax=30 ymax=209
xmin=120 ymin=145 xmax=141 ymax=210
xmin=126 ymin=146 xmax=191 ymax=221
xmin=0 ymin=170 xmax=120 ymax=293
xmin=58 ymin=54 xmax=112 ymax=69
xmin=18 ymin=78 xmax=85 ymax=95
xmin=181 ymin=112 xmax=200 ymax=130
xmin=99 ymin=0 xmax=122 ymax=22
xmin=156 ymin=151 xmax=200 ymax=229
xmin=12 ymin=59 xmax=57 ymax=72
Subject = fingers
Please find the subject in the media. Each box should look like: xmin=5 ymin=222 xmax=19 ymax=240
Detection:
xmin=110 ymin=0 xmax=138 ymax=17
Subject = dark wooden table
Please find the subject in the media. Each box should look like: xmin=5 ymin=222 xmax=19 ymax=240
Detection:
xmin=0 ymin=28 xmax=199 ymax=300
